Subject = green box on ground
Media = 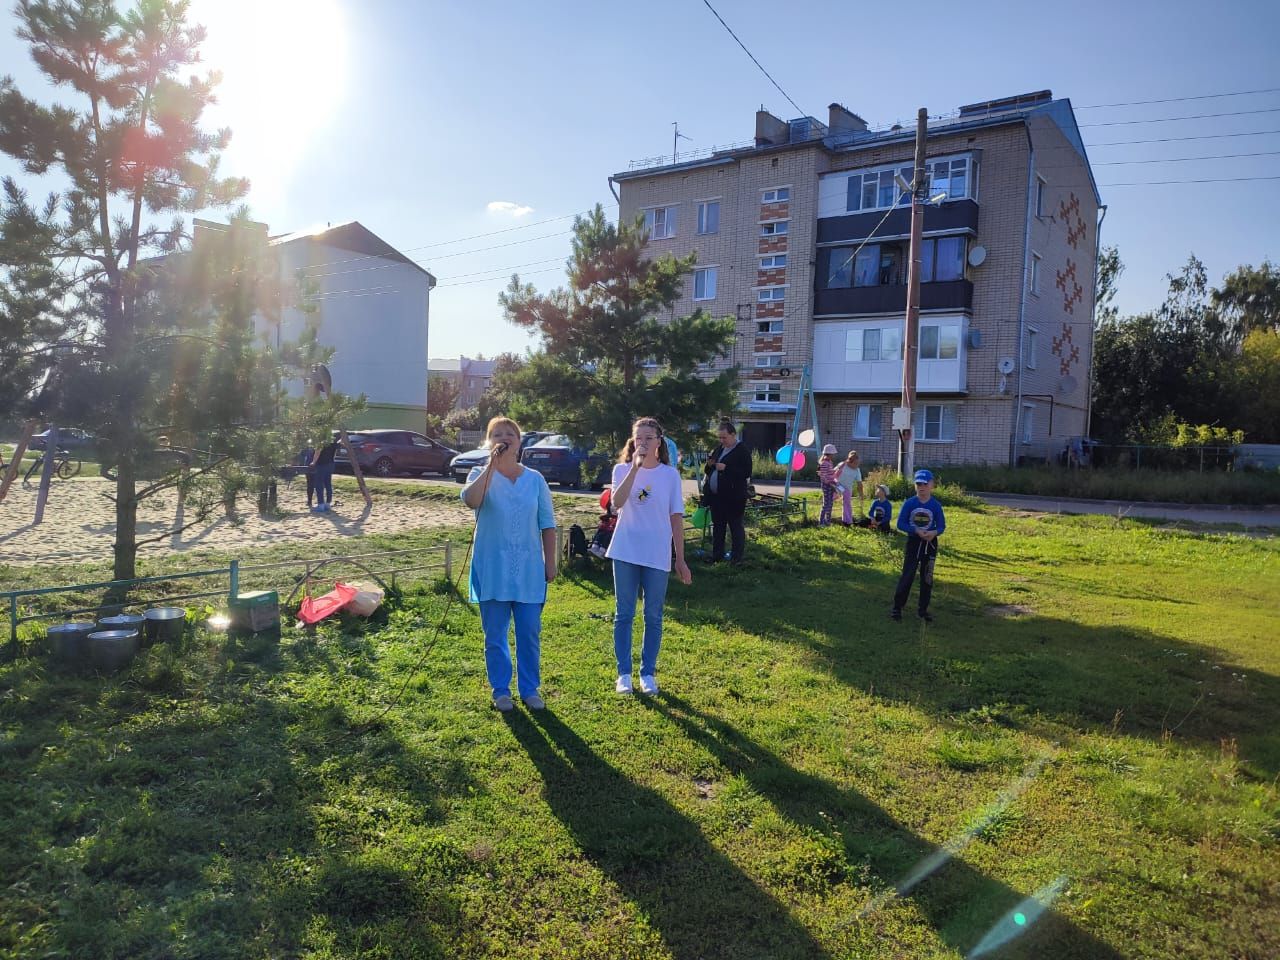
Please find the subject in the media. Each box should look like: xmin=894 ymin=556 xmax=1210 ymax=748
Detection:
xmin=227 ymin=590 xmax=280 ymax=633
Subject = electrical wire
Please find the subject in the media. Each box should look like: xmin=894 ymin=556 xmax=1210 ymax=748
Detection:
xmin=699 ymin=0 xmax=807 ymax=119
xmin=1075 ymin=86 xmax=1280 ymax=109
xmin=1079 ymin=107 xmax=1280 ymax=127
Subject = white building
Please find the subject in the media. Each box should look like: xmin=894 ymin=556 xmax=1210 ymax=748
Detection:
xmin=271 ymin=222 xmax=436 ymax=431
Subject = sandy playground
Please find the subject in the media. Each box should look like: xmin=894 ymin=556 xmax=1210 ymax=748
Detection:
xmin=0 ymin=476 xmax=476 ymax=566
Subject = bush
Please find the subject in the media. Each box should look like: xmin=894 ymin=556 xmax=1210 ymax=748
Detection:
xmin=940 ymin=464 xmax=1280 ymax=505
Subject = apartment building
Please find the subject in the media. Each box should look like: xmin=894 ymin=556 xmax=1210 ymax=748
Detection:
xmin=611 ymin=90 xmax=1102 ymax=466
xmin=428 ymin=356 xmax=497 ymax=410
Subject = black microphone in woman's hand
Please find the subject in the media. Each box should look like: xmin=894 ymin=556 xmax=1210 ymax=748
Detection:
xmin=493 ymin=442 xmax=508 ymax=454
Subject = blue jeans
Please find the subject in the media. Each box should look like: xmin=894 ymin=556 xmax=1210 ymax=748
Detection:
xmin=478 ymin=600 xmax=542 ymax=699
xmin=612 ymin=560 xmax=669 ymax=678
xmin=313 ymin=464 xmax=334 ymax=504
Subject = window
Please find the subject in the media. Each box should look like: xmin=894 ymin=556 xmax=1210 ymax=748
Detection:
xmin=644 ymin=206 xmax=676 ymax=240
xmin=917 ymin=404 xmax=958 ymax=442
xmin=697 ymin=200 xmax=720 ymax=235
xmin=1025 ymin=328 xmax=1038 ymax=369
xmin=754 ymin=354 xmax=784 ymax=368
xmin=757 ymin=319 xmax=783 ymax=334
xmin=845 ymin=155 xmax=973 ymax=213
xmin=757 ymin=287 xmax=785 ymax=303
xmin=760 ymin=254 xmax=787 ymax=269
xmin=827 ymin=248 xmax=855 ymax=288
xmin=1036 ymin=175 xmax=1047 ymax=217
xmin=844 ymin=326 xmax=902 ymax=362
xmin=853 ymin=404 xmax=883 ymax=439
xmin=762 ymin=187 xmax=790 ymax=203
xmin=920 ymin=324 xmax=961 ymax=361
xmin=1022 ymin=404 xmax=1035 ymax=444
xmin=753 ymin=382 xmax=782 ymax=403
xmin=760 ymin=220 xmax=789 ymax=237
xmin=694 ymin=267 xmax=717 ymax=301
xmin=853 ymin=245 xmax=879 ymax=287
xmin=1031 ymin=252 xmax=1041 ymax=294
xmin=933 ymin=237 xmax=965 ymax=281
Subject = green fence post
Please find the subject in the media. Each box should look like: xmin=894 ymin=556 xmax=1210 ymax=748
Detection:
xmin=229 ymin=559 xmax=239 ymax=599
xmin=9 ymin=593 xmax=17 ymax=644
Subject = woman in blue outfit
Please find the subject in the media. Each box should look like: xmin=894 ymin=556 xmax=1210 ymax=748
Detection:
xmin=462 ymin=416 xmax=557 ymax=712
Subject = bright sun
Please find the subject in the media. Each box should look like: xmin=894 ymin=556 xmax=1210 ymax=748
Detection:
xmin=190 ymin=0 xmax=348 ymax=201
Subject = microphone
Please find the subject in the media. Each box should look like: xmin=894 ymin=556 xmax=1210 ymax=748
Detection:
xmin=493 ymin=442 xmax=508 ymax=455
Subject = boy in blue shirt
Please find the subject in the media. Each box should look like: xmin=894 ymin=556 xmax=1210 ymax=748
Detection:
xmin=891 ymin=469 xmax=946 ymax=623
xmin=867 ymin=483 xmax=893 ymax=532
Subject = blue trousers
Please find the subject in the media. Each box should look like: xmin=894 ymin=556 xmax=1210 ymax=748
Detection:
xmin=313 ymin=464 xmax=334 ymax=504
xmin=612 ymin=559 xmax=669 ymax=678
xmin=478 ymin=600 xmax=542 ymax=699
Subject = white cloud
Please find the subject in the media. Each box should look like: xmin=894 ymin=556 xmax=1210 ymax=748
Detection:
xmin=487 ymin=200 xmax=535 ymax=218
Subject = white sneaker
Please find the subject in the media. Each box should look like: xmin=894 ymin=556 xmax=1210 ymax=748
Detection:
xmin=615 ymin=674 xmax=633 ymax=694
xmin=639 ymin=674 xmax=659 ymax=695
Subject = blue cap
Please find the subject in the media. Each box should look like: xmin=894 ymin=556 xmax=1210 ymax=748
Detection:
xmin=913 ymin=469 xmax=934 ymax=484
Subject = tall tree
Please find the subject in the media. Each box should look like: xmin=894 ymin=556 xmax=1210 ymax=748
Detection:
xmin=499 ymin=205 xmax=737 ymax=453
xmin=1213 ymin=260 xmax=1280 ymax=344
xmin=427 ymin=372 xmax=460 ymax=419
xmin=0 ymin=0 xmax=254 ymax=578
xmin=1094 ymin=244 xmax=1123 ymax=327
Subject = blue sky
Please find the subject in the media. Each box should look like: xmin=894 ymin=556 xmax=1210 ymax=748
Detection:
xmin=2 ymin=0 xmax=1277 ymax=360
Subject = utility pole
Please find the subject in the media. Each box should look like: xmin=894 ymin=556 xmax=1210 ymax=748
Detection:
xmin=897 ymin=108 xmax=928 ymax=478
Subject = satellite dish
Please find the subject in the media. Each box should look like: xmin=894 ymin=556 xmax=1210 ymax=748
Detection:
xmin=779 ymin=367 xmax=792 ymax=378
xmin=998 ymin=357 xmax=1015 ymax=375
xmin=968 ymin=245 xmax=987 ymax=268
xmin=1059 ymin=375 xmax=1079 ymax=395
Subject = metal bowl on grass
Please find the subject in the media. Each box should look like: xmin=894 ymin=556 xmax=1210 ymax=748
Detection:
xmin=98 ymin=612 xmax=145 ymax=636
xmin=143 ymin=606 xmax=187 ymax=645
xmin=46 ymin=622 xmax=96 ymax=662
xmin=87 ymin=629 xmax=140 ymax=672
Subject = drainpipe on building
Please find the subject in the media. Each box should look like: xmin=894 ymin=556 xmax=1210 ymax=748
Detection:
xmin=1084 ymin=204 xmax=1108 ymax=440
xmin=1011 ymin=127 xmax=1036 ymax=467
xmin=607 ymin=176 xmax=620 ymax=205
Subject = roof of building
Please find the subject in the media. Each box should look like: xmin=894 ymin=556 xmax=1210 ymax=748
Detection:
xmin=612 ymin=91 xmax=1100 ymax=205
xmin=429 ymin=356 xmax=496 ymax=377
xmin=271 ymin=221 xmax=437 ymax=285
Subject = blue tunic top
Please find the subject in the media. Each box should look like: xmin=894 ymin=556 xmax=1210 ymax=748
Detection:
xmin=463 ymin=465 xmax=556 ymax=604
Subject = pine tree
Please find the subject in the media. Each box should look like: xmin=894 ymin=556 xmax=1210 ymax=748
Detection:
xmin=499 ymin=205 xmax=737 ymax=453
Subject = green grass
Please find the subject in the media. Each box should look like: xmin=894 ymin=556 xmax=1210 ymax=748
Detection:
xmin=939 ymin=463 xmax=1280 ymax=506
xmin=1 ymin=507 xmax=1278 ymax=959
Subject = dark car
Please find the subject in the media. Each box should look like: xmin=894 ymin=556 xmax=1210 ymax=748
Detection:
xmin=30 ymin=428 xmax=96 ymax=452
xmin=520 ymin=434 xmax=611 ymax=489
xmin=335 ymin=430 xmax=459 ymax=477
xmin=450 ymin=431 xmax=554 ymax=483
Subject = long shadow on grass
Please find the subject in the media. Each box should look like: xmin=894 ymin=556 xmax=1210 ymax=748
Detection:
xmin=0 ymin=624 xmax=472 ymax=959
xmin=667 ymin=532 xmax=1280 ymax=777
xmin=507 ymin=707 xmax=832 ymax=960
xmin=649 ymin=693 xmax=1125 ymax=960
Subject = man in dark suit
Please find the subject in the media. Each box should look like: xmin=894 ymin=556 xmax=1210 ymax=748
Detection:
xmin=702 ymin=419 xmax=752 ymax=565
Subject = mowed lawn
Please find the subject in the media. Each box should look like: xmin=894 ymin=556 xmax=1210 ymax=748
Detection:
xmin=1 ymin=503 xmax=1277 ymax=959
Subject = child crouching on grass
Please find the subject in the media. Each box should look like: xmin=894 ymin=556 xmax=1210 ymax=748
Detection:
xmin=867 ymin=483 xmax=893 ymax=532
xmin=818 ymin=444 xmax=839 ymax=526
xmin=890 ymin=470 xmax=945 ymax=623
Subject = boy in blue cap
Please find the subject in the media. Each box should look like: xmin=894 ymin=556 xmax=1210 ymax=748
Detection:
xmin=891 ymin=469 xmax=946 ymax=622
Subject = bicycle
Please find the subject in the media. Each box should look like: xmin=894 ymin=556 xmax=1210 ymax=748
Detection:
xmin=22 ymin=448 xmax=82 ymax=487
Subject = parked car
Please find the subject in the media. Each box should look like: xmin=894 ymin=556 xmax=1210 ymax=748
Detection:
xmin=450 ymin=431 xmax=555 ymax=483
xmin=334 ymin=430 xmax=459 ymax=477
xmin=520 ymin=434 xmax=611 ymax=489
xmin=30 ymin=428 xmax=96 ymax=452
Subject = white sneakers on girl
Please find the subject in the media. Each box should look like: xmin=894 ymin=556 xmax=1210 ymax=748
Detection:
xmin=615 ymin=674 xmax=633 ymax=694
xmin=638 ymin=674 xmax=659 ymax=695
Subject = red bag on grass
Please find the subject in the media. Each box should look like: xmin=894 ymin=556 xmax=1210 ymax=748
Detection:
xmin=298 ymin=582 xmax=359 ymax=625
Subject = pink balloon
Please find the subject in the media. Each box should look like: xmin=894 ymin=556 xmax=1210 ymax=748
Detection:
xmin=792 ymin=451 xmax=806 ymax=470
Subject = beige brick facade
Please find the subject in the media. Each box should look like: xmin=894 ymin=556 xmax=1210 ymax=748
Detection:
xmin=614 ymin=95 xmax=1098 ymax=467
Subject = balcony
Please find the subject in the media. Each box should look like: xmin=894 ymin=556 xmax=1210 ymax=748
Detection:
xmin=812 ymin=316 xmax=968 ymax=394
xmin=816 ymin=199 xmax=979 ymax=244
xmin=814 ymin=280 xmax=973 ymax=316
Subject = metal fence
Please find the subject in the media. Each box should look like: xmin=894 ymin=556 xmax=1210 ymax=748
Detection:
xmin=4 ymin=543 xmax=457 ymax=643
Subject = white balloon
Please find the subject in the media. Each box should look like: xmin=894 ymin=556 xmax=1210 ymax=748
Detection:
xmin=798 ymin=428 xmax=815 ymax=447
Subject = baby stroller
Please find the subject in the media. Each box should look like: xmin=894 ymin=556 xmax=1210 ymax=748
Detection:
xmin=589 ymin=487 xmax=617 ymax=558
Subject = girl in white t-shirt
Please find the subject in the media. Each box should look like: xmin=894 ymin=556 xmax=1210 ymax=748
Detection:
xmin=834 ymin=450 xmax=864 ymax=527
xmin=605 ymin=417 xmax=692 ymax=696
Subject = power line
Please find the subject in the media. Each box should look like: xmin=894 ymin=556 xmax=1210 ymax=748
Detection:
xmin=699 ymin=0 xmax=807 ymax=119
xmin=1079 ymin=107 xmax=1280 ymax=128
xmin=1090 ymin=150 xmax=1280 ymax=166
xmin=1099 ymin=175 xmax=1280 ymax=186
xmin=1085 ymin=128 xmax=1280 ymax=147
xmin=1076 ymin=86 xmax=1280 ymax=109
